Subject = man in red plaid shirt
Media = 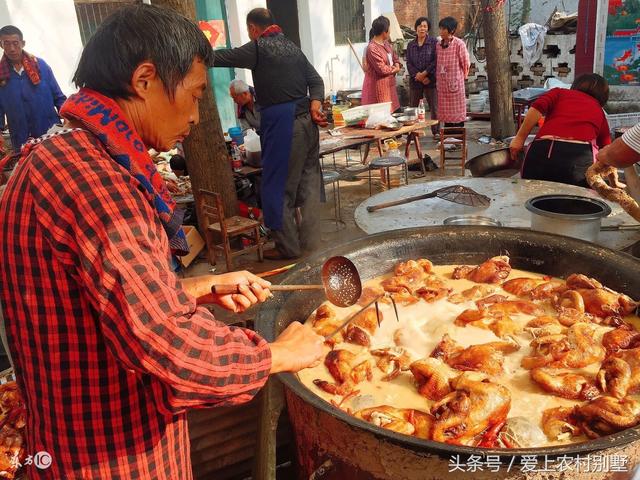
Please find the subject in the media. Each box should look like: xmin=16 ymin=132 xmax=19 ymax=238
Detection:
xmin=0 ymin=5 xmax=323 ymax=478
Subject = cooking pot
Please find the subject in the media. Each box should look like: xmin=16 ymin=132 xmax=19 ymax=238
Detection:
xmin=256 ymin=227 xmax=640 ymax=479
xmin=526 ymin=195 xmax=611 ymax=243
xmin=347 ymin=91 xmax=362 ymax=107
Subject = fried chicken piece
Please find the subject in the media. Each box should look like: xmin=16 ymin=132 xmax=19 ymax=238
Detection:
xmin=430 ymin=333 xmax=462 ymax=360
xmin=448 ymin=285 xmax=496 ymax=304
xmin=394 ymin=259 xmax=433 ymax=277
xmin=574 ymin=396 xmax=640 ymax=439
xmin=488 ymin=300 xmax=544 ymax=316
xmin=355 ymin=405 xmax=435 ymax=438
xmin=530 ymin=280 xmax=568 ymax=301
xmin=554 ymin=290 xmax=585 ymax=313
xmin=431 ymin=373 xmax=511 ymax=445
xmin=455 ymin=308 xmax=490 ymax=327
xmin=597 ymin=347 xmax=640 ymax=399
xmin=311 ymin=304 xmax=343 ymax=343
xmin=452 ymin=256 xmax=511 ymax=284
xmin=530 ymin=367 xmax=599 ymax=400
xmin=357 ymin=286 xmax=385 ymax=306
xmin=0 ymin=425 xmax=24 ymax=480
xmin=501 ymin=277 xmax=543 ymax=297
xmin=541 ymin=406 xmax=581 ymax=441
xmin=602 ymin=325 xmax=640 ymax=354
xmin=488 ymin=315 xmax=523 ymax=338
xmin=598 ymin=357 xmax=632 ymax=399
xmin=410 ymin=357 xmax=457 ymax=401
xmin=432 ymin=334 xmax=520 ymax=376
xmin=556 ymin=307 xmax=597 ymax=327
xmin=313 ymin=349 xmax=373 ymax=396
xmin=415 ymin=286 xmax=451 ymax=303
xmin=566 ymin=273 xmax=602 ymax=290
xmin=525 ymin=316 xmax=565 ymax=339
xmin=344 ymin=308 xmax=381 ymax=347
xmin=576 ymin=287 xmax=638 ymax=318
xmin=371 ymin=347 xmax=412 ymax=381
xmin=522 ymin=322 xmax=605 ymax=370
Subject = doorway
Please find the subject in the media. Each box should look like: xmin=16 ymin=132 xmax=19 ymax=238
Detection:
xmin=266 ymin=0 xmax=300 ymax=47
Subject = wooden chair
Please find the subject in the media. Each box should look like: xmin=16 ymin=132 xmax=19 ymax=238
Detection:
xmin=196 ymin=189 xmax=264 ymax=272
xmin=439 ymin=127 xmax=468 ymax=176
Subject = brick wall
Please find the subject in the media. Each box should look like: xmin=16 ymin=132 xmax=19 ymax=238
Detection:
xmin=394 ymin=0 xmax=427 ymax=28
xmin=394 ymin=0 xmax=470 ymax=33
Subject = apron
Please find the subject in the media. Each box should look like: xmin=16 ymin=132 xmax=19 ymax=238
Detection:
xmin=259 ymin=101 xmax=297 ymax=230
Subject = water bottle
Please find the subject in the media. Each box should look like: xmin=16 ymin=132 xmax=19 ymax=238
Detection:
xmin=418 ymin=99 xmax=426 ymax=122
xmin=231 ymin=142 xmax=243 ymax=172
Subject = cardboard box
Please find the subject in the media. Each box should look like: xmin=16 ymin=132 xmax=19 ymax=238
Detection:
xmin=179 ymin=226 xmax=205 ymax=268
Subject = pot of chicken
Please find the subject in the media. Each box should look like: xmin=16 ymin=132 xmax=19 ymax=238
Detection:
xmin=256 ymin=226 xmax=640 ymax=479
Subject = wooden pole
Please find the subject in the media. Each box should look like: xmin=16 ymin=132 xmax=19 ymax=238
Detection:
xmin=482 ymin=0 xmax=516 ymax=139
xmin=151 ymin=0 xmax=238 ymax=218
xmin=347 ymin=37 xmax=365 ymax=72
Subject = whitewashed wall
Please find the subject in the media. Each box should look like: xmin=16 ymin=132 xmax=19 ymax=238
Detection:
xmin=0 ymin=0 xmax=83 ymax=95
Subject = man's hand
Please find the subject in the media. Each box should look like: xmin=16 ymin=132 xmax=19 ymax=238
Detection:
xmin=415 ymin=71 xmax=426 ymax=82
xmin=197 ymin=270 xmax=271 ymax=313
xmin=310 ymin=100 xmax=328 ymax=127
xmin=509 ymin=135 xmax=525 ymax=162
xmin=421 ymin=76 xmax=431 ymax=86
xmin=165 ymin=179 xmax=180 ymax=193
xmin=269 ymin=322 xmax=325 ymax=373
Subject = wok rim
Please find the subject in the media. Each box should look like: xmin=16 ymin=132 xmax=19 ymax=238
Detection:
xmin=257 ymin=226 xmax=640 ymax=458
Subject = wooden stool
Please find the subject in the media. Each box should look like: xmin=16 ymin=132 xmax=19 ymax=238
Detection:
xmin=196 ymin=189 xmax=264 ymax=272
xmin=439 ymin=127 xmax=468 ymax=176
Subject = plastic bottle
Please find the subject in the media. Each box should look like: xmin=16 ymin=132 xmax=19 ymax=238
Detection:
xmin=417 ymin=99 xmax=426 ymax=122
xmin=231 ymin=142 xmax=243 ymax=172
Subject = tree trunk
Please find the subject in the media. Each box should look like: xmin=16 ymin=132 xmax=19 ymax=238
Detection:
xmin=427 ymin=0 xmax=439 ymax=31
xmin=152 ymin=0 xmax=238 ymax=219
xmin=482 ymin=0 xmax=515 ymax=139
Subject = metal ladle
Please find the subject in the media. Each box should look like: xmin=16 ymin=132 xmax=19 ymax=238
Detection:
xmin=211 ymin=255 xmax=363 ymax=308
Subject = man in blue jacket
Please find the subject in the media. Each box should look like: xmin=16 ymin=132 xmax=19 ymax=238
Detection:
xmin=0 ymin=25 xmax=66 ymax=153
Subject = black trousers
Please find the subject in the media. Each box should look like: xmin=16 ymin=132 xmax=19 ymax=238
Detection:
xmin=521 ymin=139 xmax=594 ymax=188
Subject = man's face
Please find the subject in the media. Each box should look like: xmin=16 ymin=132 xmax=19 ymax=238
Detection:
xmin=230 ymin=88 xmax=252 ymax=107
xmin=0 ymin=34 xmax=25 ymax=63
xmin=142 ymin=58 xmax=207 ymax=152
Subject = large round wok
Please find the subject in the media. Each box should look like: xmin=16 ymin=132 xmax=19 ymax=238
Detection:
xmin=255 ymin=227 xmax=640 ymax=474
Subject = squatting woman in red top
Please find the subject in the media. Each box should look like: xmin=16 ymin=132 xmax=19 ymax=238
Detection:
xmin=509 ymin=73 xmax=611 ymax=187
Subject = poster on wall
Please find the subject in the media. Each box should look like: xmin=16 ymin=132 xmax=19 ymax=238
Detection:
xmin=198 ymin=20 xmax=227 ymax=49
xmin=603 ymin=0 xmax=640 ymax=86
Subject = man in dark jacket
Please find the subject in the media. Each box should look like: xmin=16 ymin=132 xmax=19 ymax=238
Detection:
xmin=0 ymin=25 xmax=66 ymax=152
xmin=214 ymin=8 xmax=326 ymax=260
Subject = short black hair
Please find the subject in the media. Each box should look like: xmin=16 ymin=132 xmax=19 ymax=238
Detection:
xmin=170 ymin=154 xmax=188 ymax=175
xmin=73 ymin=4 xmax=214 ymax=100
xmin=371 ymin=16 xmax=390 ymax=37
xmin=368 ymin=28 xmax=374 ymax=42
xmin=246 ymin=8 xmax=275 ymax=28
xmin=0 ymin=25 xmax=23 ymax=40
xmin=414 ymin=17 xmax=431 ymax=31
xmin=439 ymin=16 xmax=458 ymax=34
xmin=571 ymin=73 xmax=609 ymax=107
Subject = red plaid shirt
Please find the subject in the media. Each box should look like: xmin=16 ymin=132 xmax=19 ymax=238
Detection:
xmin=0 ymin=129 xmax=271 ymax=478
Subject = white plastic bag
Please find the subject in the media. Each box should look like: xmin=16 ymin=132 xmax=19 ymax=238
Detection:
xmin=366 ymin=111 xmax=396 ymax=129
xmin=244 ymin=129 xmax=261 ymax=153
xmin=518 ymin=23 xmax=548 ymax=68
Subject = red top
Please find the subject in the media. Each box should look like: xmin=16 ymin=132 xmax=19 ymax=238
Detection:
xmin=361 ymin=41 xmax=400 ymax=112
xmin=0 ymin=129 xmax=271 ymax=479
xmin=532 ymin=88 xmax=611 ymax=148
